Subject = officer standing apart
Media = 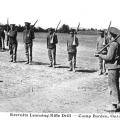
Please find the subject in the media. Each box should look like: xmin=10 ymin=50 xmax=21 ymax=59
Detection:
xmin=8 ymin=24 xmax=17 ymax=63
xmin=96 ymin=30 xmax=107 ymax=75
xmin=47 ymin=28 xmax=58 ymax=68
xmin=67 ymin=29 xmax=79 ymax=72
xmin=95 ymin=27 xmax=120 ymax=111
xmin=23 ymin=22 xmax=35 ymax=65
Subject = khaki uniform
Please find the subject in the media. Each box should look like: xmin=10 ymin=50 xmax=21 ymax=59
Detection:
xmin=67 ymin=35 xmax=79 ymax=71
xmin=97 ymin=36 xmax=107 ymax=74
xmin=23 ymin=29 xmax=35 ymax=63
xmin=47 ymin=33 xmax=58 ymax=66
xmin=8 ymin=29 xmax=17 ymax=62
xmin=99 ymin=41 xmax=120 ymax=106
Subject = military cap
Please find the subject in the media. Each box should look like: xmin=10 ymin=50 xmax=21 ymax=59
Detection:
xmin=25 ymin=22 xmax=31 ymax=26
xmin=48 ymin=28 xmax=55 ymax=32
xmin=10 ymin=24 xmax=15 ymax=27
xmin=70 ymin=29 xmax=77 ymax=34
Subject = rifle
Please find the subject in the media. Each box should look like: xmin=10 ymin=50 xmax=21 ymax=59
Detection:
xmin=6 ymin=18 xmax=9 ymax=46
xmin=97 ymin=34 xmax=120 ymax=54
xmin=103 ymin=21 xmax=111 ymax=46
xmin=30 ymin=20 xmax=38 ymax=30
xmin=73 ymin=22 xmax=80 ymax=45
xmin=50 ymin=20 xmax=61 ymax=43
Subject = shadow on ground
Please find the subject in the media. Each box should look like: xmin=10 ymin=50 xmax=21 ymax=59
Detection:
xmin=32 ymin=61 xmax=49 ymax=65
xmin=55 ymin=65 xmax=69 ymax=68
xmin=76 ymin=68 xmax=97 ymax=73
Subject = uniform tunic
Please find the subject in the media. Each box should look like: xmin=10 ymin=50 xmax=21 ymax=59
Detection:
xmin=99 ymin=41 xmax=120 ymax=105
xmin=8 ymin=30 xmax=17 ymax=61
xmin=47 ymin=34 xmax=58 ymax=64
xmin=23 ymin=29 xmax=35 ymax=62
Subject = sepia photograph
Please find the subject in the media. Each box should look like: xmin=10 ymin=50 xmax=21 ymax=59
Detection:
xmin=0 ymin=0 xmax=120 ymax=119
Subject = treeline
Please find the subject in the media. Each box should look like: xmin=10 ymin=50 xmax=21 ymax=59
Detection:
xmin=1 ymin=24 xmax=101 ymax=35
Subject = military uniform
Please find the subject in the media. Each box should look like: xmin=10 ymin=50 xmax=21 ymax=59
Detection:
xmin=98 ymin=27 xmax=120 ymax=111
xmin=96 ymin=31 xmax=108 ymax=75
xmin=67 ymin=31 xmax=79 ymax=71
xmin=0 ymin=27 xmax=5 ymax=50
xmin=23 ymin=22 xmax=35 ymax=64
xmin=47 ymin=29 xmax=58 ymax=67
xmin=8 ymin=24 xmax=17 ymax=62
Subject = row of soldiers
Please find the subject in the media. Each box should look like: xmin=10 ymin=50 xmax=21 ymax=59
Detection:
xmin=1 ymin=21 xmax=120 ymax=112
xmin=0 ymin=22 xmax=79 ymax=71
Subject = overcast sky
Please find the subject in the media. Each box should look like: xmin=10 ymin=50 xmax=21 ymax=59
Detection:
xmin=0 ymin=0 xmax=120 ymax=29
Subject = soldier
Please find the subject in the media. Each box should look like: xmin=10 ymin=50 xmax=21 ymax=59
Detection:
xmin=47 ymin=28 xmax=58 ymax=67
xmin=23 ymin=22 xmax=35 ymax=65
xmin=8 ymin=24 xmax=17 ymax=62
xmin=67 ymin=29 xmax=79 ymax=72
xmin=1 ymin=27 xmax=5 ymax=50
xmin=95 ymin=27 xmax=120 ymax=111
xmin=0 ymin=27 xmax=2 ymax=49
xmin=96 ymin=30 xmax=108 ymax=75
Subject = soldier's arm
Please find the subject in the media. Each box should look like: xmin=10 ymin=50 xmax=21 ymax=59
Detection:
xmin=76 ymin=37 xmax=79 ymax=47
xmin=99 ymin=42 xmax=117 ymax=61
xmin=54 ymin=34 xmax=58 ymax=44
xmin=31 ymin=30 xmax=35 ymax=40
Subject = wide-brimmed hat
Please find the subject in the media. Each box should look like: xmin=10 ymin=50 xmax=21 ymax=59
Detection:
xmin=109 ymin=27 xmax=120 ymax=36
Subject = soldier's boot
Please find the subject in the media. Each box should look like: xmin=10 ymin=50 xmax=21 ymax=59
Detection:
xmin=13 ymin=55 xmax=16 ymax=63
xmin=25 ymin=55 xmax=29 ymax=64
xmin=73 ymin=62 xmax=76 ymax=72
xmin=9 ymin=55 xmax=13 ymax=62
xmin=68 ymin=61 xmax=72 ymax=71
xmin=53 ymin=59 xmax=55 ymax=68
xmin=48 ymin=61 xmax=53 ymax=67
xmin=29 ymin=56 xmax=32 ymax=65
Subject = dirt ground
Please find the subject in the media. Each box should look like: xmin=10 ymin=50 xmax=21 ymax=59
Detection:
xmin=0 ymin=34 xmax=111 ymax=113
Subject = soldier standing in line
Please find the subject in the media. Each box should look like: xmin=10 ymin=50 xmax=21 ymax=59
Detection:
xmin=8 ymin=24 xmax=18 ymax=63
xmin=95 ymin=27 xmax=120 ymax=112
xmin=0 ymin=27 xmax=2 ymax=49
xmin=96 ymin=30 xmax=108 ymax=75
xmin=23 ymin=22 xmax=35 ymax=65
xmin=0 ymin=27 xmax=5 ymax=50
xmin=67 ymin=29 xmax=79 ymax=72
xmin=47 ymin=28 xmax=58 ymax=68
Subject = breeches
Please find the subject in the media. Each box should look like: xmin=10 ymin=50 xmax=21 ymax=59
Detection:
xmin=68 ymin=52 xmax=76 ymax=64
xmin=108 ymin=69 xmax=120 ymax=104
xmin=48 ymin=48 xmax=56 ymax=63
xmin=25 ymin=43 xmax=33 ymax=61
xmin=9 ymin=43 xmax=17 ymax=61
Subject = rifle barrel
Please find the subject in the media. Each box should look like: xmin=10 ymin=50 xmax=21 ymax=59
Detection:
xmin=98 ymin=35 xmax=120 ymax=54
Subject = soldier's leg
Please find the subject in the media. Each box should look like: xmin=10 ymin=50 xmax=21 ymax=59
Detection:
xmin=68 ymin=53 xmax=73 ymax=71
xmin=52 ymin=48 xmax=56 ymax=67
xmin=2 ymin=37 xmax=5 ymax=50
xmin=9 ymin=44 xmax=13 ymax=62
xmin=48 ymin=49 xmax=52 ymax=67
xmin=98 ymin=57 xmax=103 ymax=75
xmin=25 ymin=44 xmax=29 ymax=64
xmin=0 ymin=38 xmax=2 ymax=49
xmin=107 ymin=69 xmax=120 ymax=110
xmin=29 ymin=43 xmax=33 ymax=64
xmin=13 ymin=43 xmax=17 ymax=63
xmin=102 ymin=60 xmax=106 ymax=74
xmin=54 ymin=47 xmax=56 ymax=65
xmin=73 ymin=53 xmax=77 ymax=72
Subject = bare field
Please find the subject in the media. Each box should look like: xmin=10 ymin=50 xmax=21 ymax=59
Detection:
xmin=0 ymin=33 xmax=109 ymax=113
